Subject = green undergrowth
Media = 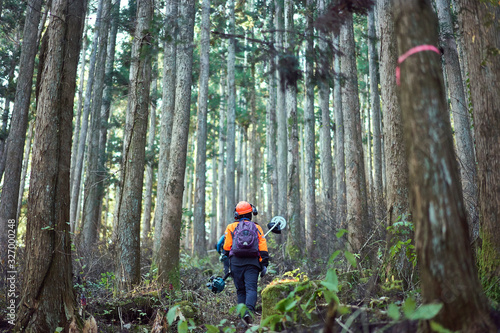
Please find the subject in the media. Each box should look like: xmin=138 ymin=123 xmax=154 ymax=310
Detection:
xmin=66 ymin=230 xmax=464 ymax=333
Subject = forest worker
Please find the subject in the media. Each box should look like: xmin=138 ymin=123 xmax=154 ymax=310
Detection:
xmin=221 ymin=201 xmax=269 ymax=325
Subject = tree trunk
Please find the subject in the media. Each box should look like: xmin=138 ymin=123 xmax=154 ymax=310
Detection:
xmin=435 ymin=0 xmax=479 ymax=244
xmin=368 ymin=8 xmax=384 ymax=222
xmin=317 ymin=0 xmax=334 ymax=216
xmin=70 ymin=22 xmax=88 ymax=215
xmin=210 ymin=154 xmax=218 ymax=246
xmin=193 ymin=0 xmax=210 ymax=257
xmin=226 ymin=0 xmax=236 ymax=222
xmin=0 ymin=0 xmax=42 ymax=269
xmin=304 ymin=0 xmax=317 ymax=258
xmin=70 ymin=0 xmax=105 ymax=228
xmin=81 ymin=0 xmax=111 ymax=249
xmin=157 ymin=0 xmax=195 ymax=287
xmin=97 ymin=0 xmax=119 ymax=237
xmin=0 ymin=51 xmax=19 ymax=182
xmin=266 ymin=62 xmax=277 ymax=218
xmin=115 ymin=0 xmax=153 ymax=289
xmin=250 ymin=58 xmax=259 ymax=207
xmin=394 ymin=1 xmax=495 ymax=330
xmin=17 ymin=120 xmax=35 ymax=222
xmin=456 ymin=0 xmax=500 ymax=303
xmin=266 ymin=0 xmax=277 ymax=218
xmin=15 ymin=0 xmax=87 ymax=330
xmin=142 ymin=57 xmax=158 ymax=242
xmin=376 ymin=0 xmax=410 ymax=229
xmin=276 ymin=0 xmax=287 ymax=218
xmin=217 ymin=73 xmax=226 ymax=237
xmin=153 ymin=0 xmax=178 ymax=257
xmin=333 ymin=34 xmax=346 ymax=231
xmin=340 ymin=13 xmax=369 ymax=254
xmin=285 ymin=0 xmax=303 ymax=257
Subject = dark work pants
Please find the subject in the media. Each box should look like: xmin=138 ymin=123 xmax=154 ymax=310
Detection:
xmin=230 ymin=264 xmax=260 ymax=313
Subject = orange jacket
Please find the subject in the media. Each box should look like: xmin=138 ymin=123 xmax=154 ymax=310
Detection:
xmin=223 ymin=219 xmax=269 ymax=265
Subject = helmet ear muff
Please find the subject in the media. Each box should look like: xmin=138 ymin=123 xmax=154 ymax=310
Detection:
xmin=234 ymin=210 xmax=239 ymax=219
xmin=251 ymin=204 xmax=258 ymax=216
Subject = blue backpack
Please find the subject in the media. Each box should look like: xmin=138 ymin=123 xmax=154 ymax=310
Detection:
xmin=229 ymin=219 xmax=260 ymax=258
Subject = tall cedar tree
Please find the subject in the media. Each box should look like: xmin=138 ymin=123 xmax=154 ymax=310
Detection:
xmin=304 ymin=0 xmax=317 ymax=257
xmin=81 ymin=0 xmax=111 ymax=249
xmin=394 ymin=0 xmax=496 ymax=331
xmin=0 ymin=0 xmax=42 ymax=271
xmin=376 ymin=0 xmax=410 ymax=227
xmin=153 ymin=0 xmax=178 ymax=256
xmin=285 ymin=0 xmax=304 ymax=257
xmin=276 ymin=0 xmax=287 ymax=219
xmin=225 ymin=0 xmax=236 ymax=222
xmin=15 ymin=0 xmax=87 ymax=330
xmin=193 ymin=0 xmax=210 ymax=257
xmin=456 ymin=0 xmax=500 ymax=302
xmin=115 ymin=0 xmax=153 ymax=288
xmin=157 ymin=0 xmax=196 ymax=287
xmin=435 ymin=0 xmax=478 ymax=241
xmin=340 ymin=12 xmax=369 ymax=253
xmin=368 ymin=7 xmax=384 ymax=222
xmin=70 ymin=0 xmax=104 ymax=229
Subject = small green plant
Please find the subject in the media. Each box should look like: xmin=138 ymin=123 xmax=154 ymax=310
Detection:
xmin=386 ymin=215 xmax=417 ymax=267
xmin=99 ymin=271 xmax=115 ymax=291
xmin=386 ymin=297 xmax=444 ymax=329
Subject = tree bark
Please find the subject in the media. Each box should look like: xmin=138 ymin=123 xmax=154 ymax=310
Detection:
xmin=193 ymin=0 xmax=210 ymax=257
xmin=115 ymin=0 xmax=153 ymax=289
xmin=70 ymin=25 xmax=88 ymax=230
xmin=97 ymin=0 xmax=119 ymax=237
xmin=394 ymin=1 xmax=495 ymax=331
xmin=436 ymin=0 xmax=480 ymax=243
xmin=376 ymin=0 xmax=410 ymax=229
xmin=17 ymin=120 xmax=35 ymax=222
xmin=210 ymin=154 xmax=218 ymax=245
xmin=81 ymin=0 xmax=111 ymax=249
xmin=153 ymin=0 xmax=178 ymax=256
xmin=285 ymin=0 xmax=304 ymax=257
xmin=333 ymin=34 xmax=346 ymax=231
xmin=340 ymin=13 xmax=369 ymax=254
xmin=142 ymin=57 xmax=158 ymax=241
xmin=0 ymin=0 xmax=42 ymax=270
xmin=217 ymin=73 xmax=226 ymax=237
xmin=226 ymin=0 xmax=236 ymax=222
xmin=15 ymin=0 xmax=87 ymax=330
xmin=456 ymin=0 xmax=500 ymax=303
xmin=304 ymin=0 xmax=317 ymax=258
xmin=157 ymin=0 xmax=195 ymax=287
xmin=276 ymin=0 xmax=287 ymax=218
xmin=368 ymin=7 xmax=384 ymax=223
xmin=265 ymin=0 xmax=277 ymax=218
xmin=317 ymin=0 xmax=334 ymax=217
xmin=70 ymin=0 xmax=105 ymax=228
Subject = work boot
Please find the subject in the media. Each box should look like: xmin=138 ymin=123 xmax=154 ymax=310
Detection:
xmin=243 ymin=313 xmax=252 ymax=325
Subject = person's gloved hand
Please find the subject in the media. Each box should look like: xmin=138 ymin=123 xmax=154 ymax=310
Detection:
xmin=219 ymin=254 xmax=228 ymax=262
xmin=260 ymin=266 xmax=267 ymax=278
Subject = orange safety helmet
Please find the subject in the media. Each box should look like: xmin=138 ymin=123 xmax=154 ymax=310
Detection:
xmin=234 ymin=201 xmax=257 ymax=218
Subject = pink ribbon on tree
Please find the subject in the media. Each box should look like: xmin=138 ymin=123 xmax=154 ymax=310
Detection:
xmin=396 ymin=44 xmax=441 ymax=85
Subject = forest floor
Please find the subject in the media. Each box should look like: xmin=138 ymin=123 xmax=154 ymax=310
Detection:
xmin=1 ymin=240 xmax=500 ymax=332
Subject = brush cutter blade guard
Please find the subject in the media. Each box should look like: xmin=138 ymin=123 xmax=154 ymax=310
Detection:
xmin=267 ymin=216 xmax=287 ymax=234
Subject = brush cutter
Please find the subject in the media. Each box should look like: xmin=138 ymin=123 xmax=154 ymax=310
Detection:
xmin=264 ymin=216 xmax=287 ymax=238
xmin=207 ymin=271 xmax=231 ymax=294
